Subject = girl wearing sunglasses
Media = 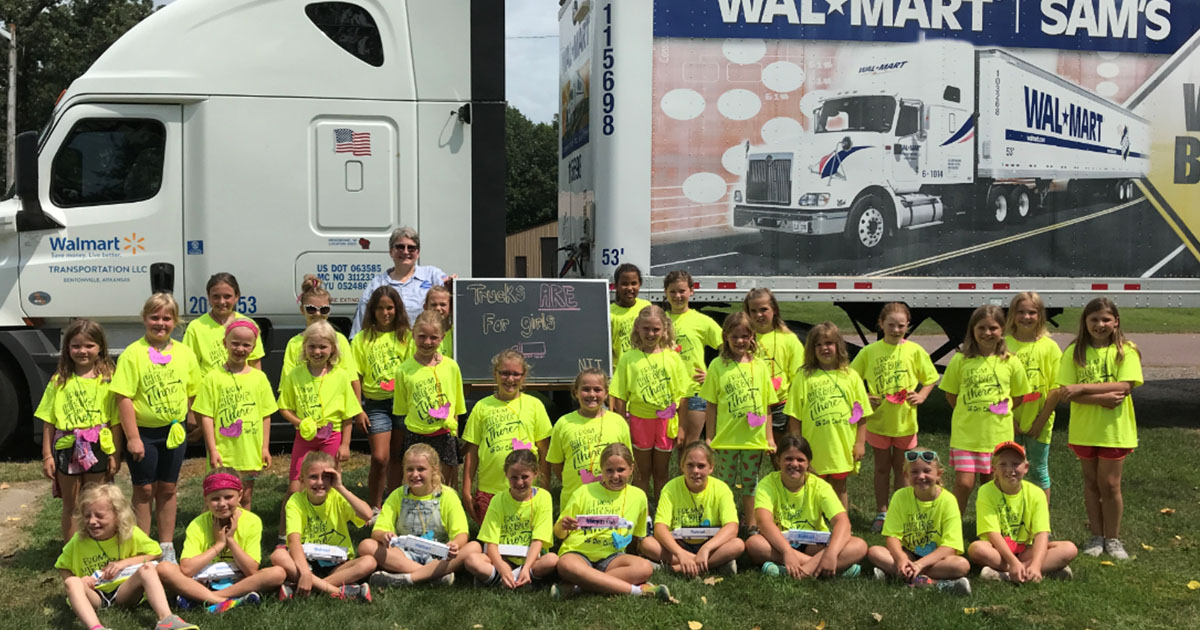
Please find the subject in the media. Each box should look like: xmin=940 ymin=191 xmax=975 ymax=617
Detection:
xmin=866 ymin=448 xmax=971 ymax=594
xmin=281 ymin=276 xmax=360 ymax=399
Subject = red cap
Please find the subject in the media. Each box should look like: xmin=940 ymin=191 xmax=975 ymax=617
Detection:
xmin=993 ymin=441 xmax=1026 ymax=458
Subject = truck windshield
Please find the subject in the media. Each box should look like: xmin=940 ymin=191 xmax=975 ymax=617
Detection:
xmin=815 ymin=96 xmax=897 ymax=133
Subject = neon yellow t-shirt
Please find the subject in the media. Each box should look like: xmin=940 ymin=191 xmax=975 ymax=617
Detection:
xmin=374 ymin=485 xmax=469 ymax=542
xmin=753 ymin=329 xmax=803 ymax=401
xmin=1058 ymin=342 xmax=1142 ymax=448
xmin=558 ymin=483 xmax=649 ymax=562
xmin=784 ymin=368 xmax=873 ymax=475
xmin=546 ymin=410 xmax=633 ymax=503
xmin=610 ymin=298 xmax=651 ymax=363
xmin=754 ymin=471 xmax=844 ymax=532
xmin=881 ymin=487 xmax=964 ymax=554
xmin=55 ymin=527 xmax=162 ymax=593
xmin=699 ymin=357 xmax=778 ymax=451
xmin=463 ymin=394 xmax=553 ymax=495
xmin=849 ymin=340 xmax=939 ymax=438
xmin=392 ymin=357 xmax=466 ymax=435
xmin=975 ymin=480 xmax=1050 ymax=546
xmin=192 ymin=369 xmax=279 ymax=471
xmin=350 ymin=329 xmax=412 ymax=401
xmin=35 ymin=375 xmax=118 ymax=449
xmin=284 ymin=491 xmax=364 ymax=557
xmin=611 ymin=349 xmax=690 ymax=419
xmin=669 ymin=310 xmax=723 ymax=396
xmin=655 ymin=476 xmax=737 ymax=545
xmin=478 ymin=488 xmax=554 ymax=564
xmin=109 ymin=338 xmax=201 ymax=429
xmin=440 ymin=326 xmax=454 ymax=358
xmin=940 ymin=354 xmax=1031 ymax=453
xmin=1006 ymin=335 xmax=1063 ymax=444
xmin=281 ymin=331 xmax=358 ymax=385
xmin=182 ymin=312 xmax=266 ymax=375
xmin=277 ymin=365 xmax=363 ymax=434
xmin=181 ymin=510 xmax=264 ymax=565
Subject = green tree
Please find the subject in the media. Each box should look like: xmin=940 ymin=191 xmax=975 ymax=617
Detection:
xmin=505 ymin=105 xmax=557 ymax=234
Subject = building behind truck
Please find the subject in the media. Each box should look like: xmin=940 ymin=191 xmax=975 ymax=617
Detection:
xmin=0 ymin=0 xmax=506 ymax=449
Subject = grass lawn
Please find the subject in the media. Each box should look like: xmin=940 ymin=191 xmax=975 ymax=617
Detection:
xmin=2 ymin=398 xmax=1199 ymax=629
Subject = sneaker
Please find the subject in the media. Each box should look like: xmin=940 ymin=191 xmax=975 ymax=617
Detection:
xmin=937 ymin=576 xmax=972 ymax=596
xmin=761 ymin=561 xmax=781 ymax=577
xmin=332 ymin=584 xmax=372 ymax=602
xmin=207 ymin=592 xmax=261 ymax=614
xmin=1047 ymin=566 xmax=1074 ymax=581
xmin=871 ymin=512 xmax=887 ymax=534
xmin=439 ymin=572 xmax=456 ymax=586
xmin=550 ymin=583 xmax=580 ymax=599
xmin=369 ymin=571 xmax=413 ymax=587
xmin=642 ymin=582 xmax=673 ymax=602
xmin=278 ymin=583 xmax=295 ymax=601
xmin=1104 ymin=538 xmax=1130 ymax=560
xmin=155 ymin=614 xmax=199 ymax=630
xmin=979 ymin=566 xmax=1008 ymax=581
xmin=873 ymin=567 xmax=888 ymax=581
xmin=1081 ymin=535 xmax=1104 ymax=557
xmin=716 ymin=559 xmax=738 ymax=575
xmin=840 ymin=563 xmax=862 ymax=579
xmin=908 ymin=575 xmax=936 ymax=588
xmin=160 ymin=542 xmax=178 ymax=565
xmin=366 ymin=507 xmax=381 ymax=528
xmin=174 ymin=595 xmax=195 ymax=611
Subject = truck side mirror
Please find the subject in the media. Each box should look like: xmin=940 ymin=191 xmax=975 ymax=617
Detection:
xmin=14 ymin=130 xmax=61 ymax=231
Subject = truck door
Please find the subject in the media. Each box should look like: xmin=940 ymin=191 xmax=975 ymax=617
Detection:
xmin=18 ymin=103 xmax=183 ymax=317
xmin=889 ymin=100 xmax=923 ymax=192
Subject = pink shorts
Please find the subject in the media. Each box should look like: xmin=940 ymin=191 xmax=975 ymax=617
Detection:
xmin=949 ymin=448 xmax=992 ymax=474
xmin=865 ymin=430 xmax=918 ymax=451
xmin=820 ymin=471 xmax=851 ymax=481
xmin=289 ymin=430 xmax=343 ymax=481
xmin=629 ymin=414 xmax=673 ymax=452
xmin=473 ymin=490 xmax=495 ymax=520
xmin=1069 ymin=444 xmax=1134 ymax=460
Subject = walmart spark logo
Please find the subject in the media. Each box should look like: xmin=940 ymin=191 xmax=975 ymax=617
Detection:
xmin=122 ymin=233 xmax=145 ymax=255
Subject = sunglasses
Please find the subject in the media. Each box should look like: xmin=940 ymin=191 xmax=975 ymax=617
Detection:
xmin=391 ymin=244 xmax=419 ymax=252
xmin=304 ymin=304 xmax=332 ymax=316
xmin=904 ymin=450 xmax=939 ymax=463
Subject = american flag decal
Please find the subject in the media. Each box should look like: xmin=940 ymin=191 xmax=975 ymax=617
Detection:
xmin=334 ymin=128 xmax=371 ymax=156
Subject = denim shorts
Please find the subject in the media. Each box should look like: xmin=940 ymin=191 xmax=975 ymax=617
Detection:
xmin=363 ymin=398 xmax=397 ymax=435
xmin=687 ymin=396 xmax=708 ymax=412
xmin=125 ymin=425 xmax=186 ymax=486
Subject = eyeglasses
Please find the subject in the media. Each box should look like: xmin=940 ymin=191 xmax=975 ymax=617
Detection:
xmin=304 ymin=305 xmax=332 ymax=316
xmin=499 ymin=371 xmax=525 ymax=378
xmin=391 ymin=244 xmax=419 ymax=252
xmin=904 ymin=450 xmax=939 ymax=463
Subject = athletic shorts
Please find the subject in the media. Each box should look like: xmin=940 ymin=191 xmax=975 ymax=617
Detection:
xmin=629 ymin=414 xmax=673 ymax=452
xmin=769 ymin=403 xmax=789 ymax=430
xmin=949 ymin=448 xmax=992 ymax=474
xmin=363 ymin=398 xmax=397 ymax=435
xmin=1015 ymin=435 xmax=1051 ymax=489
xmin=564 ymin=551 xmax=623 ymax=572
xmin=714 ymin=449 xmax=765 ymax=497
xmin=54 ymin=447 xmax=108 ymax=476
xmin=125 ymin=425 xmax=187 ymax=486
xmin=866 ymin=430 xmax=918 ymax=451
xmin=473 ymin=490 xmax=495 ymax=520
xmin=1069 ymin=444 xmax=1134 ymax=460
xmin=289 ymin=430 xmax=343 ymax=481
xmin=819 ymin=471 xmax=851 ymax=481
xmin=687 ymin=396 xmax=708 ymax=412
xmin=403 ymin=427 xmax=460 ymax=466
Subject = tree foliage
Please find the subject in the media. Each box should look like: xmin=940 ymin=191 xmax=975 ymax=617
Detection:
xmin=505 ymin=105 xmax=556 ymax=235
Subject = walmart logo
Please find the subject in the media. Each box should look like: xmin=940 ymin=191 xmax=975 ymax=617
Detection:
xmin=49 ymin=233 xmax=146 ymax=255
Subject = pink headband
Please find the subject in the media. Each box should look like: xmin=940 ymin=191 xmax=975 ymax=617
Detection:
xmin=203 ymin=473 xmax=243 ymax=495
xmin=225 ymin=319 xmax=260 ymax=339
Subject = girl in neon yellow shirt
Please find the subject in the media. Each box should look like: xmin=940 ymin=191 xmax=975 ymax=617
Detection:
xmin=464 ymin=450 xmax=560 ymax=587
xmin=424 ymin=285 xmax=455 ymax=357
xmin=746 ymin=436 xmax=867 ymax=580
xmin=1004 ymin=291 xmax=1062 ymax=500
xmin=664 ymin=270 xmax=723 ymax=446
xmin=547 ymin=369 xmax=633 ymax=503
xmin=645 ymin=442 xmax=744 ymax=576
xmin=37 ymin=318 xmax=118 ymax=540
xmin=743 ymin=288 xmax=803 ymax=441
xmin=393 ymin=310 xmax=467 ymax=489
xmin=281 ymin=275 xmax=361 ymax=395
xmin=609 ymin=263 xmax=651 ymax=366
xmin=182 ymin=272 xmax=265 ymax=374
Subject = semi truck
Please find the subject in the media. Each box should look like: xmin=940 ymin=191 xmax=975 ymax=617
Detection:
xmin=558 ymin=0 xmax=1200 ymax=354
xmin=731 ymin=40 xmax=1149 ymax=254
xmin=0 ymin=0 xmax=505 ymax=449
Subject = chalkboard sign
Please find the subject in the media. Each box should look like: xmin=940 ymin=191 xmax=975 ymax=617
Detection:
xmin=453 ymin=279 xmax=611 ymax=383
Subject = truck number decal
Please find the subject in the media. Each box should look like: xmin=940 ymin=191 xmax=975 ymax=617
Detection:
xmin=601 ymin=247 xmax=625 ymax=266
xmin=189 ymin=295 xmax=258 ymax=315
xmin=602 ymin=2 xmax=615 ymax=136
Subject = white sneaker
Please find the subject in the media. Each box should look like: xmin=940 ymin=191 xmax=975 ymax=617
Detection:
xmin=936 ymin=576 xmax=972 ymax=596
xmin=1104 ymin=538 xmax=1130 ymax=560
xmin=1047 ymin=566 xmax=1074 ymax=580
xmin=979 ymin=566 xmax=1008 ymax=581
xmin=160 ymin=542 xmax=177 ymax=564
xmin=1081 ymin=536 xmax=1105 ymax=557
xmin=873 ymin=567 xmax=888 ymax=581
xmin=716 ymin=559 xmax=738 ymax=575
xmin=369 ymin=571 xmax=413 ymax=587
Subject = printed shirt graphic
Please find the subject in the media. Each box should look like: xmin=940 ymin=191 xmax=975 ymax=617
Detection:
xmin=35 ymin=375 xmax=118 ymax=444
xmin=975 ymin=480 xmax=1050 ymax=547
xmin=849 ymin=340 xmax=939 ymax=437
xmin=277 ymin=365 xmax=363 ymax=434
xmin=374 ymin=485 xmax=469 ymax=542
xmin=609 ymin=298 xmax=651 ymax=363
xmin=754 ymin=472 xmax=844 ymax=532
xmin=350 ymin=329 xmax=412 ymax=401
xmin=392 ymin=357 xmax=466 ymax=435
xmin=699 ymin=357 xmax=778 ymax=450
xmin=668 ymin=310 xmax=723 ymax=396
xmin=611 ymin=349 xmax=690 ymax=418
xmin=546 ymin=411 xmax=632 ymax=503
xmin=285 ymin=491 xmax=363 ymax=557
xmin=1059 ymin=342 xmax=1143 ymax=448
xmin=882 ymin=487 xmax=964 ymax=555
xmin=753 ymin=329 xmax=803 ymax=399
xmin=193 ymin=369 xmax=279 ymax=471
xmin=181 ymin=312 xmax=266 ymax=375
xmin=784 ymin=368 xmax=873 ymax=475
xmin=559 ymin=483 xmax=649 ymax=562
xmin=477 ymin=489 xmax=554 ymax=565
xmin=280 ymin=332 xmax=359 ymax=387
xmin=940 ymin=354 xmax=1031 ymax=452
xmin=1006 ymin=335 xmax=1063 ymax=444
xmin=110 ymin=338 xmax=201 ymax=428
xmin=463 ymin=394 xmax=553 ymax=495
xmin=655 ymin=476 xmax=737 ymax=545
xmin=55 ymin=527 xmax=162 ymax=593
xmin=181 ymin=510 xmax=264 ymax=565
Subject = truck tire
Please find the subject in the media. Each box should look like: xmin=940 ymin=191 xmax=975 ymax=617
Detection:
xmin=845 ymin=195 xmax=889 ymax=254
xmin=984 ymin=186 xmax=1009 ymax=228
xmin=0 ymin=365 xmax=20 ymax=451
xmin=1007 ymin=187 xmax=1033 ymax=223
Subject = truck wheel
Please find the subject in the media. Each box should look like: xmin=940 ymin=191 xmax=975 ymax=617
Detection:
xmin=984 ymin=186 xmax=1008 ymax=228
xmin=0 ymin=365 xmax=20 ymax=451
xmin=845 ymin=195 xmax=888 ymax=253
xmin=1007 ymin=187 xmax=1033 ymax=223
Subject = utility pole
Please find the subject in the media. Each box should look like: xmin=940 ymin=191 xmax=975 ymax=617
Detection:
xmin=0 ymin=24 xmax=13 ymax=191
